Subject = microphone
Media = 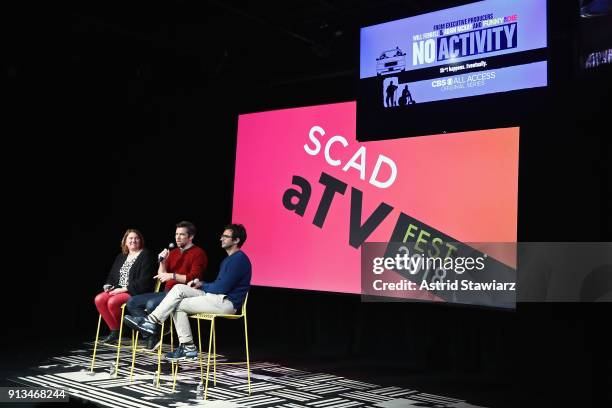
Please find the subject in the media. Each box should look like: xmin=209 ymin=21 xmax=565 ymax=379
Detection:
xmin=158 ymin=243 xmax=176 ymax=262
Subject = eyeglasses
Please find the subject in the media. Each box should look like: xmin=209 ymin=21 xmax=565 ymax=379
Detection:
xmin=220 ymin=234 xmax=234 ymax=239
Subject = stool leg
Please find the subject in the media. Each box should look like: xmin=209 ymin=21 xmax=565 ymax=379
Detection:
xmin=197 ymin=319 xmax=203 ymax=383
xmin=244 ymin=314 xmax=251 ymax=394
xmin=213 ymin=325 xmax=217 ymax=385
xmin=156 ymin=321 xmax=164 ymax=388
xmin=130 ymin=330 xmax=139 ymax=382
xmin=90 ymin=314 xmax=102 ymax=373
xmin=170 ymin=318 xmax=174 ymax=351
xmin=114 ymin=305 xmax=126 ymax=377
xmin=204 ymin=319 xmax=214 ymax=400
xmin=171 ymin=318 xmax=178 ymax=392
xmin=171 ymin=361 xmax=178 ymax=391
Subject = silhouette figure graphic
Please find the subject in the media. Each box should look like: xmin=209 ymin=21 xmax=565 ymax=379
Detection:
xmin=398 ymin=85 xmax=415 ymax=106
xmin=385 ymin=82 xmax=398 ymax=107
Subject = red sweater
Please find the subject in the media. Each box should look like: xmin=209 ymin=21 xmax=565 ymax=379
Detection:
xmin=164 ymin=245 xmax=208 ymax=291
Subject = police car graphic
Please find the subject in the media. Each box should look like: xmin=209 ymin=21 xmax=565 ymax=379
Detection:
xmin=376 ymin=47 xmax=407 ymax=76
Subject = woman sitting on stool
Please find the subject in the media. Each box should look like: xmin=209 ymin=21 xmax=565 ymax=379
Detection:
xmin=94 ymin=229 xmax=156 ymax=343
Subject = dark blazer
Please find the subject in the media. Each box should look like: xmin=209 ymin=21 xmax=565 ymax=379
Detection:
xmin=105 ymin=249 xmax=156 ymax=295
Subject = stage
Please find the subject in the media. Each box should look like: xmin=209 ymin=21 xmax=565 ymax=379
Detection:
xmin=7 ymin=341 xmax=489 ymax=408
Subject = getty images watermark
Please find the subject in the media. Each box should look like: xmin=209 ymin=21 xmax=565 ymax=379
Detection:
xmin=361 ymin=242 xmax=612 ymax=307
xmin=371 ymin=250 xmax=515 ymax=292
xmin=362 ymin=242 xmax=517 ymax=308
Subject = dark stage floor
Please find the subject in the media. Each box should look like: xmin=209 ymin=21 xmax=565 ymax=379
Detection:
xmin=0 ymin=335 xmax=530 ymax=408
xmin=0 ymin=337 xmax=515 ymax=408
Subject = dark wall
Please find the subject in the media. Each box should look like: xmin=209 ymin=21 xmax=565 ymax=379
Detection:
xmin=5 ymin=1 xmax=611 ymax=406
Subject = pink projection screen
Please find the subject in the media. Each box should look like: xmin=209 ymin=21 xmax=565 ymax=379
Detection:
xmin=233 ymin=101 xmax=518 ymax=305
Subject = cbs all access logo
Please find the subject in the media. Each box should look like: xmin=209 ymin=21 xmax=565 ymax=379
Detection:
xmin=431 ymin=71 xmax=496 ymax=90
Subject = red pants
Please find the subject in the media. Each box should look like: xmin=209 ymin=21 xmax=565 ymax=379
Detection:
xmin=94 ymin=291 xmax=131 ymax=330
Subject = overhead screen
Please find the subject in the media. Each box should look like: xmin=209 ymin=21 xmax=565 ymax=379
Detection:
xmin=577 ymin=0 xmax=612 ymax=71
xmin=233 ymin=102 xmax=519 ymax=308
xmin=358 ymin=0 xmax=547 ymax=138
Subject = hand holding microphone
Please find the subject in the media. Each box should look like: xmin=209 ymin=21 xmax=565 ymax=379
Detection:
xmin=188 ymin=278 xmax=202 ymax=289
xmin=158 ymin=243 xmax=176 ymax=262
xmin=154 ymin=243 xmax=177 ymax=282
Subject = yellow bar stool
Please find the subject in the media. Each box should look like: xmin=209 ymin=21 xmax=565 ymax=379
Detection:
xmin=171 ymin=293 xmax=250 ymax=399
xmin=129 ymin=317 xmax=173 ymax=387
xmin=90 ymin=280 xmax=163 ymax=378
xmin=126 ymin=280 xmax=175 ymax=388
xmin=90 ymin=303 xmax=129 ymax=377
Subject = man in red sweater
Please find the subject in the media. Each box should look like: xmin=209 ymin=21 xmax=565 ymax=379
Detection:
xmin=126 ymin=221 xmax=207 ymax=349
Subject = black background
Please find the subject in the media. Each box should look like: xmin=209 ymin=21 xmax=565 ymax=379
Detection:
xmin=4 ymin=1 xmax=612 ymax=407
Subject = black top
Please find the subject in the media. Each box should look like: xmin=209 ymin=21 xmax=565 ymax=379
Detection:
xmin=105 ymin=249 xmax=156 ymax=295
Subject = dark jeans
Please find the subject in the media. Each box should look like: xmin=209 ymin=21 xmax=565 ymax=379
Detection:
xmin=126 ymin=292 xmax=167 ymax=317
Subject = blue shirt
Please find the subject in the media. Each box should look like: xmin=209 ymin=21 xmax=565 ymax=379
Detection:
xmin=202 ymin=250 xmax=251 ymax=311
